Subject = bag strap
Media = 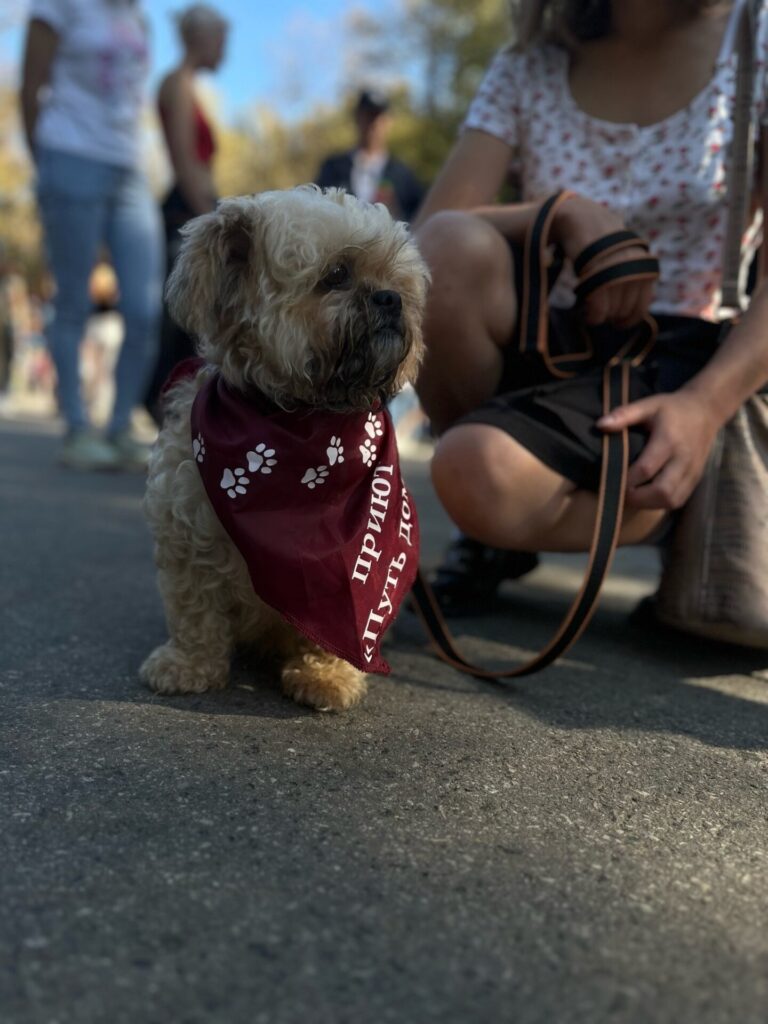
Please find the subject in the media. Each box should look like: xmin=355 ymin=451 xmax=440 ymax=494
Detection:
xmin=745 ymin=0 xmax=768 ymax=292
xmin=721 ymin=0 xmax=760 ymax=309
xmin=408 ymin=196 xmax=658 ymax=680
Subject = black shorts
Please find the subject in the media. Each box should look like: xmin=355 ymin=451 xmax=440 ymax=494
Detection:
xmin=458 ymin=310 xmax=724 ymax=491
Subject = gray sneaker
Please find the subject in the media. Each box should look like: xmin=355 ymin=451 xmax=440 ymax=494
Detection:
xmin=109 ymin=430 xmax=152 ymax=470
xmin=60 ymin=429 xmax=121 ymax=471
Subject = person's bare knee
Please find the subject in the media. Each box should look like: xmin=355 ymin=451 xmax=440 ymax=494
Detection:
xmin=416 ymin=213 xmax=517 ymax=431
xmin=418 ymin=211 xmax=511 ymax=276
xmin=431 ymin=425 xmax=569 ymax=549
xmin=431 ymin=428 xmax=503 ymax=539
xmin=417 ymin=212 xmax=515 ymax=334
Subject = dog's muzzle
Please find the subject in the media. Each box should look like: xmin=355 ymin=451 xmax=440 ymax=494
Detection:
xmin=369 ymin=290 xmax=403 ymax=334
xmin=319 ymin=291 xmax=411 ymax=409
xmin=371 ymin=289 xmax=402 ymax=317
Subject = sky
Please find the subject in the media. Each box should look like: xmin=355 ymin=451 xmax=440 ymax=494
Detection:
xmin=1 ymin=0 xmax=400 ymax=123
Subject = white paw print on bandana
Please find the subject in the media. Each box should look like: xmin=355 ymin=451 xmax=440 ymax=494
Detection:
xmin=221 ymin=467 xmax=249 ymax=498
xmin=301 ymin=466 xmax=329 ymax=489
xmin=247 ymin=442 xmax=277 ymax=475
xmin=326 ymin=436 xmax=344 ymax=466
xmin=365 ymin=412 xmax=384 ymax=439
xmin=192 ymin=433 xmax=206 ymax=463
xmin=360 ymin=438 xmax=378 ymax=466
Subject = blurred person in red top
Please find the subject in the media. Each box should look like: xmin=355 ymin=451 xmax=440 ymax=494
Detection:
xmin=145 ymin=3 xmax=228 ymax=421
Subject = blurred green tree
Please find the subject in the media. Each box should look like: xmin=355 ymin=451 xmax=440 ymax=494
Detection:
xmin=213 ymin=0 xmax=511 ymax=196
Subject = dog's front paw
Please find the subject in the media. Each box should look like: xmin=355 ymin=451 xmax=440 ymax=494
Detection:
xmin=140 ymin=643 xmax=229 ymax=695
xmin=281 ymin=652 xmax=367 ymax=712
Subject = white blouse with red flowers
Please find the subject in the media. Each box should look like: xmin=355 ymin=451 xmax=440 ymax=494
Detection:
xmin=463 ymin=1 xmax=768 ymax=321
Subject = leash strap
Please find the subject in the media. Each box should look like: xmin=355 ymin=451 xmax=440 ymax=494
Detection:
xmin=574 ymin=258 xmax=659 ymax=303
xmin=517 ymin=191 xmax=573 ymax=359
xmin=410 ymin=358 xmax=630 ymax=681
xmin=573 ymin=230 xmax=649 ymax=276
xmin=721 ymin=0 xmax=759 ymax=309
xmin=409 ymin=193 xmax=659 ymax=680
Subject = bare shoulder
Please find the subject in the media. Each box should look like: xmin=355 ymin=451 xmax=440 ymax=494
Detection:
xmin=158 ymin=67 xmax=194 ymax=112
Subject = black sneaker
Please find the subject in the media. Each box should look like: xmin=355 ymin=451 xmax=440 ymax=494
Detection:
xmin=429 ymin=534 xmax=539 ymax=617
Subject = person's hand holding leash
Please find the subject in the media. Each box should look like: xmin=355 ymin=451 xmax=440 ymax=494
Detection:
xmin=598 ymin=391 xmax=717 ymax=510
xmin=553 ymin=194 xmax=655 ymax=328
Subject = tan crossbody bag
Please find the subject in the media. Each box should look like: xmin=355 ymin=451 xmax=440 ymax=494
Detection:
xmin=655 ymin=0 xmax=768 ymax=649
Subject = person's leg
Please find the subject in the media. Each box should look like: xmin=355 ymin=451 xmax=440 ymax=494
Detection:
xmin=415 ymin=211 xmax=518 ymax=433
xmin=416 ymin=210 xmax=665 ymax=563
xmin=0 ymin=321 xmax=12 ymax=394
xmin=105 ymin=166 xmax=163 ymax=439
xmin=432 ymin=424 xmax=666 ymax=553
xmin=143 ymin=229 xmax=198 ymax=425
xmin=414 ymin=212 xmax=539 ymax=609
xmin=35 ymin=148 xmax=111 ymax=432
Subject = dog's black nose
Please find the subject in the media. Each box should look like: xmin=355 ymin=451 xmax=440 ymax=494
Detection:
xmin=372 ymin=290 xmax=402 ymax=313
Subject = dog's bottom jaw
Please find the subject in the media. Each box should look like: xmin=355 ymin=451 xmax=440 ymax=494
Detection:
xmin=281 ymin=652 xmax=367 ymax=712
xmin=140 ymin=642 xmax=229 ymax=696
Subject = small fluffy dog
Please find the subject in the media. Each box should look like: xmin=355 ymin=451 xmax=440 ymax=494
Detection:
xmin=140 ymin=186 xmax=428 ymax=711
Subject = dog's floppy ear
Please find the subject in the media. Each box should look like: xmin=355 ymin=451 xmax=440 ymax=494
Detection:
xmin=165 ymin=201 xmax=257 ymax=340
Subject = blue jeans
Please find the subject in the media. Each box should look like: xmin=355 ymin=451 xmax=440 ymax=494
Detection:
xmin=36 ymin=147 xmax=163 ymax=433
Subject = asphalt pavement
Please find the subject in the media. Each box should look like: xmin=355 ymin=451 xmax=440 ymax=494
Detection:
xmin=1 ymin=414 xmax=767 ymax=1024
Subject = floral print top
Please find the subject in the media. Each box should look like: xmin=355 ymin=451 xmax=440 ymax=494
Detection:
xmin=463 ymin=0 xmax=768 ymax=321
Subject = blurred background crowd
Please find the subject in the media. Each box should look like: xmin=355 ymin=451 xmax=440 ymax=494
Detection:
xmin=0 ymin=0 xmax=511 ymax=467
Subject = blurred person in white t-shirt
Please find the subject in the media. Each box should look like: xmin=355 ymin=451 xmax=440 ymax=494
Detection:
xmin=20 ymin=0 xmax=162 ymax=469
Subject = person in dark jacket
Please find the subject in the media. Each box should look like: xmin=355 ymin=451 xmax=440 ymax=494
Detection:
xmin=316 ymin=90 xmax=424 ymax=222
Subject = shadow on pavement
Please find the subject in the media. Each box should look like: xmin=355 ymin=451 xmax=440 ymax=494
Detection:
xmin=394 ymin=593 xmax=768 ymax=752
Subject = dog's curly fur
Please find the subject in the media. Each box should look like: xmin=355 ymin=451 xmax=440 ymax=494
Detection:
xmin=140 ymin=186 xmax=429 ymax=711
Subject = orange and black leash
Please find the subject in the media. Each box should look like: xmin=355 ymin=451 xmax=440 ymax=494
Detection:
xmin=409 ymin=193 xmax=659 ymax=681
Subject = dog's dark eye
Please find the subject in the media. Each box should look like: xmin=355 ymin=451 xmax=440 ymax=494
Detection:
xmin=321 ymin=262 xmax=351 ymax=289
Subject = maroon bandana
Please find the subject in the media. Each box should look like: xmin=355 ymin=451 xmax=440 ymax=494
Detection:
xmin=188 ymin=370 xmax=419 ymax=674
